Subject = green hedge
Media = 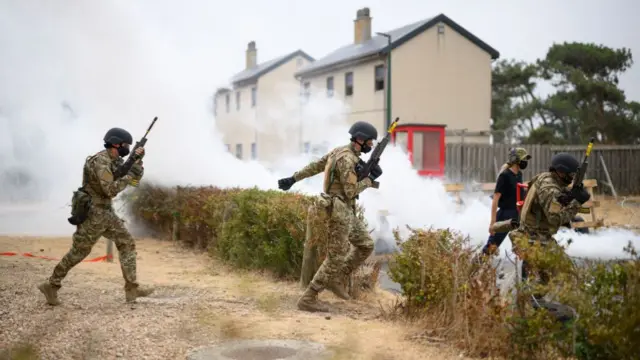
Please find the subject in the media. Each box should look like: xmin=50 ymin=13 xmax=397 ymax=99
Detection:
xmin=125 ymin=183 xmax=364 ymax=280
xmin=126 ymin=184 xmax=313 ymax=278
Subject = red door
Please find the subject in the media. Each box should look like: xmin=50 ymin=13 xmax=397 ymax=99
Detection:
xmin=392 ymin=124 xmax=445 ymax=177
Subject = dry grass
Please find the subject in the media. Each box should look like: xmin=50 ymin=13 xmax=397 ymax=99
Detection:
xmin=0 ymin=343 xmax=40 ymax=360
xmin=0 ymin=236 xmax=466 ymax=360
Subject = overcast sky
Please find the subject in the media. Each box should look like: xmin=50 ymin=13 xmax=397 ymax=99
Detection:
xmin=135 ymin=0 xmax=638 ymax=100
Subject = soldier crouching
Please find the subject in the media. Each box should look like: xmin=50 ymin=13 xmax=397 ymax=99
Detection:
xmin=506 ymin=152 xmax=591 ymax=323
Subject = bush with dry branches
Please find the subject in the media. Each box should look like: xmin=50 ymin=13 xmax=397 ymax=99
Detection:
xmin=387 ymin=227 xmax=640 ymax=359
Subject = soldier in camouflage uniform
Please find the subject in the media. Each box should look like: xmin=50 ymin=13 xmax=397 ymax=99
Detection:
xmin=505 ymin=152 xmax=590 ymax=322
xmin=278 ymin=121 xmax=382 ymax=312
xmin=38 ymin=128 xmax=154 ymax=305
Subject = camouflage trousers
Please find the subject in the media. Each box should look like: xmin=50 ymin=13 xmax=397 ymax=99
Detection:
xmin=310 ymin=197 xmax=374 ymax=291
xmin=509 ymin=229 xmax=571 ymax=295
xmin=49 ymin=205 xmax=138 ymax=288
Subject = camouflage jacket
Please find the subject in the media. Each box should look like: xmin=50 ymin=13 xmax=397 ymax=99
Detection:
xmin=516 ymin=171 xmax=581 ymax=238
xmin=293 ymin=143 xmax=377 ymax=206
xmin=82 ymin=150 xmax=132 ymax=205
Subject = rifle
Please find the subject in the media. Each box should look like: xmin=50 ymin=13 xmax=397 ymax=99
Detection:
xmin=356 ymin=117 xmax=400 ymax=181
xmin=113 ymin=117 xmax=158 ymax=180
xmin=490 ymin=138 xmax=595 ymax=233
xmin=557 ymin=137 xmax=595 ymax=206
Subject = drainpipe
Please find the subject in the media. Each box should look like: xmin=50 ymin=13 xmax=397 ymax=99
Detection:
xmin=376 ymin=32 xmax=392 ymax=129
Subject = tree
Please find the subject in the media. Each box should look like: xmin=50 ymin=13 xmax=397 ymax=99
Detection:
xmin=491 ymin=60 xmax=545 ymax=143
xmin=491 ymin=42 xmax=639 ymax=145
xmin=538 ymin=42 xmax=637 ymax=144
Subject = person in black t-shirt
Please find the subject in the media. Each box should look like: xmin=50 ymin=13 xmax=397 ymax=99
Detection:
xmin=481 ymin=148 xmax=531 ymax=256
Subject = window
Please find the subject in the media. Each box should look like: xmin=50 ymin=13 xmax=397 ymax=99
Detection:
xmin=225 ymin=144 xmax=230 ymax=152
xmin=251 ymin=87 xmax=257 ymax=107
xmin=235 ymin=91 xmax=241 ymax=110
xmin=235 ymin=144 xmax=243 ymax=159
xmin=251 ymin=142 xmax=257 ymax=160
xmin=302 ymin=82 xmax=310 ymax=102
xmin=345 ymin=72 xmax=354 ymax=96
xmin=374 ymin=65 xmax=385 ymax=91
xmin=296 ymin=58 xmax=304 ymax=67
xmin=303 ymin=142 xmax=310 ymax=153
xmin=225 ymin=93 xmax=230 ymax=113
xmin=326 ymin=77 xmax=334 ymax=97
xmin=413 ymin=131 xmax=441 ymax=171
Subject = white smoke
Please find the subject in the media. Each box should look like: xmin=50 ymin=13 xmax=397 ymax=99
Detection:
xmin=0 ymin=1 xmax=638 ymax=261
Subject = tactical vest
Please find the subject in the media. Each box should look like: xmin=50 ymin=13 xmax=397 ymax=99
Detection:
xmin=82 ymin=151 xmax=121 ymax=205
xmin=519 ymin=172 xmax=562 ymax=237
xmin=322 ymin=146 xmax=357 ymax=204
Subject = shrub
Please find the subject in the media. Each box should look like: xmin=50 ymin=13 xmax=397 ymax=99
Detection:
xmin=388 ymin=227 xmax=509 ymax=357
xmin=388 ymin=227 xmax=640 ymax=359
xmin=125 ymin=183 xmax=377 ymax=290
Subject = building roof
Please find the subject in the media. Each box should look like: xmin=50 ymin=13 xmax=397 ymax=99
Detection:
xmin=230 ymin=50 xmax=314 ymax=86
xmin=295 ymin=13 xmax=500 ymax=78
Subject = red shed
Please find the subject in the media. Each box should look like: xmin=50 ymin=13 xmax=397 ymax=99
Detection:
xmin=391 ymin=123 xmax=446 ymax=177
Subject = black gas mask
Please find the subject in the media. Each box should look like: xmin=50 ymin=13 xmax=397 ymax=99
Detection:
xmin=118 ymin=147 xmax=130 ymax=157
xmin=559 ymin=172 xmax=575 ymax=185
xmin=518 ymin=160 xmax=528 ymax=170
xmin=357 ymin=139 xmax=373 ymax=154
xmin=116 ymin=144 xmax=130 ymax=157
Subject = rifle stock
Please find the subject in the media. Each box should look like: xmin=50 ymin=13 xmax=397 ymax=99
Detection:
xmin=356 ymin=117 xmax=399 ymax=181
xmin=113 ymin=116 xmax=158 ymax=180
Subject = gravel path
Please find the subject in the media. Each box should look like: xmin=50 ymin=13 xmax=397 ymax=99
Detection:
xmin=0 ymin=236 xmax=469 ymax=360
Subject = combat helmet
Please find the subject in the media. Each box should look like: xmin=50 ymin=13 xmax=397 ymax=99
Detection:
xmin=549 ymin=152 xmax=580 ymax=174
xmin=103 ymin=128 xmax=133 ymax=145
xmin=348 ymin=121 xmax=378 ymax=141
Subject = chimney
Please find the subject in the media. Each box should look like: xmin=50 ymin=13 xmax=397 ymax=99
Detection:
xmin=353 ymin=7 xmax=372 ymax=44
xmin=246 ymin=41 xmax=257 ymax=69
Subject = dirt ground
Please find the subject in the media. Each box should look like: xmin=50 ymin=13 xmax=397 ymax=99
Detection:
xmin=0 ymin=236 xmax=469 ymax=360
xmin=596 ymin=196 xmax=640 ymax=228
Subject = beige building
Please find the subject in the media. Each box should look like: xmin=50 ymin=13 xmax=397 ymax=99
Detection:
xmin=214 ymin=41 xmax=314 ymax=163
xmin=295 ymin=8 xmax=500 ymax=146
xmin=214 ymin=8 xmax=499 ymax=164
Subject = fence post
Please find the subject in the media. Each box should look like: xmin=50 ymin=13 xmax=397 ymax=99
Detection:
xmin=300 ymin=205 xmax=319 ymax=288
xmin=599 ymin=154 xmax=618 ymax=199
xmin=106 ymin=239 xmax=113 ymax=262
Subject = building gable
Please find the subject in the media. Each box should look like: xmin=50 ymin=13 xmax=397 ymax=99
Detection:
xmin=296 ymin=13 xmax=499 ymax=78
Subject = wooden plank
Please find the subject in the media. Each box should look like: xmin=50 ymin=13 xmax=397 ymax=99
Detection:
xmin=444 ymin=181 xmax=599 ymax=194
xmin=571 ymin=219 xmax=605 ymax=229
xmin=444 ymin=184 xmax=465 ymax=192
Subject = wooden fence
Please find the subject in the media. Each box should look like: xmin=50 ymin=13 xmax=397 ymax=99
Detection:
xmin=445 ymin=143 xmax=640 ymax=195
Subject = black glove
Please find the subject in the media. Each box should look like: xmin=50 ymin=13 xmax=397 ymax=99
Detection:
xmin=368 ymin=163 xmax=383 ymax=181
xmin=278 ymin=176 xmax=296 ymax=191
xmin=128 ymin=161 xmax=144 ymax=179
xmin=570 ymin=185 xmax=590 ymax=204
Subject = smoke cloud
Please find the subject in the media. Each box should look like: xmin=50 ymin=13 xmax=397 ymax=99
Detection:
xmin=1 ymin=1 xmax=638 ymax=261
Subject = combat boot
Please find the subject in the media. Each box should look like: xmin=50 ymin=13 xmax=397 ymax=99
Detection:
xmin=296 ymin=287 xmax=329 ymax=312
xmin=38 ymin=282 xmax=61 ymax=306
xmin=326 ymin=278 xmax=351 ymax=300
xmin=125 ymin=284 xmax=155 ymax=303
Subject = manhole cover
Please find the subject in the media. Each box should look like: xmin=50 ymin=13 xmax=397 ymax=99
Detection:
xmin=186 ymin=339 xmax=332 ymax=360
xmin=223 ymin=346 xmax=295 ymax=359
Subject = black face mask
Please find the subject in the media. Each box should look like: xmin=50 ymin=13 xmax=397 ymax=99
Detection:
xmin=117 ymin=146 xmax=130 ymax=157
xmin=559 ymin=173 xmax=574 ymax=185
xmin=519 ymin=160 xmax=528 ymax=170
xmin=358 ymin=140 xmax=372 ymax=154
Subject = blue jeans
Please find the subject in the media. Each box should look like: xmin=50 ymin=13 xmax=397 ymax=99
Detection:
xmin=482 ymin=208 xmax=519 ymax=255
